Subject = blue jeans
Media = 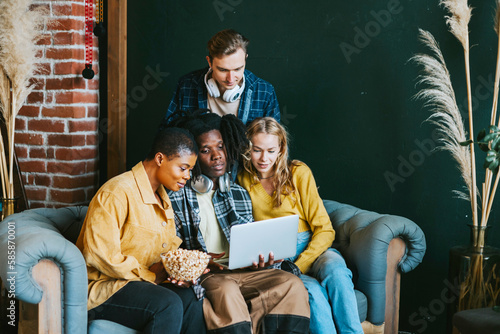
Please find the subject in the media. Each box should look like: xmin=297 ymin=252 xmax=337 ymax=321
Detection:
xmin=88 ymin=281 xmax=206 ymax=334
xmin=292 ymin=232 xmax=363 ymax=334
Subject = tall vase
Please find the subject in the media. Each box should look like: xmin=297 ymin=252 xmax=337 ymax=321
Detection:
xmin=1 ymin=198 xmax=17 ymax=220
xmin=447 ymin=225 xmax=500 ymax=334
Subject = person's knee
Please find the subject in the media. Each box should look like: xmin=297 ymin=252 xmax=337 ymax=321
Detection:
xmin=151 ymin=288 xmax=184 ymax=320
xmin=278 ymin=271 xmax=309 ymax=299
xmin=301 ymin=275 xmax=327 ymax=302
xmin=202 ymin=274 xmax=240 ymax=297
xmin=313 ymin=249 xmax=353 ymax=281
xmin=301 ymin=275 xmax=322 ymax=294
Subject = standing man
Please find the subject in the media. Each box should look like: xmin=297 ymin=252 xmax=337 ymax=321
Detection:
xmin=163 ymin=29 xmax=280 ymax=126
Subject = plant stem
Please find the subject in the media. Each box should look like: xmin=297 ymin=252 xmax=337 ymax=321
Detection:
xmin=482 ymin=181 xmax=488 ymax=223
xmin=483 ymin=19 xmax=500 ymax=228
xmin=0 ymin=133 xmax=8 ymax=198
xmin=491 ymin=28 xmax=500 ymax=126
xmin=485 ymin=171 xmax=500 ymax=225
xmin=8 ymin=79 xmax=14 ymax=199
xmin=465 ymin=44 xmax=478 ymax=227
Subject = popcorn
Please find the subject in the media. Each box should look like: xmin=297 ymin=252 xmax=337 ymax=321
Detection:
xmin=161 ymin=248 xmax=210 ymax=282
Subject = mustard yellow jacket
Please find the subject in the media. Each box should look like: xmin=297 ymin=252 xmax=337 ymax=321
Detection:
xmin=76 ymin=162 xmax=182 ymax=310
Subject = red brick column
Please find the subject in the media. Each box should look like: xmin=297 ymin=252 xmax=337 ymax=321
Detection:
xmin=15 ymin=0 xmax=100 ymax=208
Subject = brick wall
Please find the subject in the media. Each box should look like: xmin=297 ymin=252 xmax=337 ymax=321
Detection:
xmin=15 ymin=0 xmax=100 ymax=208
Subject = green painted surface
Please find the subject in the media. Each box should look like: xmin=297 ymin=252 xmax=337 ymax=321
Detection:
xmin=126 ymin=1 xmax=500 ymax=332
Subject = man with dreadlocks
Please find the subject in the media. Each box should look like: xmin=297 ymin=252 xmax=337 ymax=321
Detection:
xmin=166 ymin=109 xmax=310 ymax=334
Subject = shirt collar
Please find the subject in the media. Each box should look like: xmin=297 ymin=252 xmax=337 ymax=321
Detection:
xmin=132 ymin=162 xmax=171 ymax=208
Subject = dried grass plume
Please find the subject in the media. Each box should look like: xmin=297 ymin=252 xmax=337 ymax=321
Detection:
xmin=0 ymin=0 xmax=48 ymax=199
xmin=440 ymin=0 xmax=473 ymax=47
xmin=411 ymin=29 xmax=473 ymax=201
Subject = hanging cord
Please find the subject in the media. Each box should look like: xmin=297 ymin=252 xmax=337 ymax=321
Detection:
xmin=82 ymin=0 xmax=95 ymax=79
xmin=95 ymin=0 xmax=103 ymax=23
xmin=93 ymin=0 xmax=105 ymax=37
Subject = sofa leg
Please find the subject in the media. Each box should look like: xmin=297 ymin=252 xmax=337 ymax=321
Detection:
xmin=361 ymin=320 xmax=385 ymax=334
xmin=19 ymin=301 xmax=37 ymax=334
xmin=32 ymin=259 xmax=62 ymax=334
xmin=384 ymin=238 xmax=405 ymax=334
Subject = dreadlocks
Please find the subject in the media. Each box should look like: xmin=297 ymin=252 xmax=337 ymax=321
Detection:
xmin=166 ymin=109 xmax=248 ymax=178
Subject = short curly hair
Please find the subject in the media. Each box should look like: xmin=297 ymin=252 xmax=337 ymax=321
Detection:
xmin=145 ymin=127 xmax=197 ymax=161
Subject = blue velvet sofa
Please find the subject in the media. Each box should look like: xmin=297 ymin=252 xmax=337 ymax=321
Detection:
xmin=0 ymin=200 xmax=426 ymax=334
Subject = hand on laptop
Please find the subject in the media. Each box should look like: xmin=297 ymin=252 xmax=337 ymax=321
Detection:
xmin=208 ymin=252 xmax=227 ymax=272
xmin=250 ymin=252 xmax=283 ymax=270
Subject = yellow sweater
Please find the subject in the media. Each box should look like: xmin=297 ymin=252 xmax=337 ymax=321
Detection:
xmin=76 ymin=162 xmax=182 ymax=310
xmin=237 ymin=162 xmax=335 ymax=274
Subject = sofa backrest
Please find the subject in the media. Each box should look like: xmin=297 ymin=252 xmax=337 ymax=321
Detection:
xmin=2 ymin=206 xmax=88 ymax=244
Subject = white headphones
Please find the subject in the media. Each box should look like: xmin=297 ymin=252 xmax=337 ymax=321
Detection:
xmin=204 ymin=68 xmax=245 ymax=103
xmin=191 ymin=173 xmax=230 ymax=194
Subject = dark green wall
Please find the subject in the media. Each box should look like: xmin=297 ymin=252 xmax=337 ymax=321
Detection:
xmin=126 ymin=1 xmax=500 ymax=332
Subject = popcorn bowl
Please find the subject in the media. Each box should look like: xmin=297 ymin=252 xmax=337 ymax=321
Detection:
xmin=161 ymin=248 xmax=210 ymax=282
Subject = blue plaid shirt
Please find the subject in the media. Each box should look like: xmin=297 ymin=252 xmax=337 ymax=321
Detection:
xmin=168 ymin=180 xmax=301 ymax=299
xmin=167 ymin=180 xmax=253 ymax=298
xmin=164 ymin=68 xmax=281 ymax=125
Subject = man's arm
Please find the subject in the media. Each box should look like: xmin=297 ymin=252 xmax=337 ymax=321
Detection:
xmin=163 ymin=70 xmax=207 ymax=128
xmin=246 ymin=77 xmax=281 ymax=124
xmin=162 ymin=84 xmax=182 ymax=128
xmin=264 ymin=88 xmax=281 ymax=122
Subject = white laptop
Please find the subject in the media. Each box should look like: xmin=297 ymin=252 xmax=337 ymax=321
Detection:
xmin=217 ymin=215 xmax=299 ymax=270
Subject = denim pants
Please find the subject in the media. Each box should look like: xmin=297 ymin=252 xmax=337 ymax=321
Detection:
xmin=88 ymin=281 xmax=206 ymax=334
xmin=292 ymin=232 xmax=363 ymax=334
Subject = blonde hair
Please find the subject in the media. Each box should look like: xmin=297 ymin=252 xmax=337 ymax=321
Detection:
xmin=243 ymin=117 xmax=298 ymax=208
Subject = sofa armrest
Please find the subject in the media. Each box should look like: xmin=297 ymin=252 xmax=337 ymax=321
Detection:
xmin=323 ymin=200 xmax=426 ymax=327
xmin=0 ymin=208 xmax=88 ymax=334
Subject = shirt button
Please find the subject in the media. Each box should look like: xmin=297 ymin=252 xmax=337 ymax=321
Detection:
xmin=162 ymin=243 xmax=167 ymax=248
xmin=162 ymin=221 xmax=167 ymax=227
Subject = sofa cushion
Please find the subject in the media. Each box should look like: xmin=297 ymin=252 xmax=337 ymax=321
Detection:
xmin=355 ymin=289 xmax=368 ymax=323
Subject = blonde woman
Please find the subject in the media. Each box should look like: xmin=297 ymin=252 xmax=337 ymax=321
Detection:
xmin=237 ymin=117 xmax=363 ymax=334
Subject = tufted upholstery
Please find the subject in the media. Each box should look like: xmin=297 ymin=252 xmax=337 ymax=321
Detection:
xmin=0 ymin=207 xmax=138 ymax=334
xmin=0 ymin=201 xmax=426 ymax=334
xmin=323 ymin=200 xmax=426 ymax=330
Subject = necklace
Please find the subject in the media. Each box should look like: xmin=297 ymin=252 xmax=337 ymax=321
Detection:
xmin=258 ymin=174 xmax=274 ymax=180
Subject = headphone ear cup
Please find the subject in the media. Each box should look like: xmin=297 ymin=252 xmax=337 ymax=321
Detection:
xmin=222 ymin=84 xmax=242 ymax=102
xmin=204 ymin=69 xmax=220 ymax=98
xmin=206 ymin=78 xmax=220 ymax=98
xmin=222 ymin=74 xmax=245 ymax=102
xmin=218 ymin=173 xmax=231 ymax=193
xmin=191 ymin=175 xmax=214 ymax=194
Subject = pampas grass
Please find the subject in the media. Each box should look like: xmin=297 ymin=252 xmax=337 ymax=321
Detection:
xmin=482 ymin=0 xmax=500 ymax=227
xmin=411 ymin=30 xmax=473 ymax=201
xmin=440 ymin=0 xmax=472 ymax=47
xmin=440 ymin=0 xmax=479 ymax=227
xmin=414 ymin=0 xmax=500 ymax=313
xmin=0 ymin=0 xmax=47 ymax=200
